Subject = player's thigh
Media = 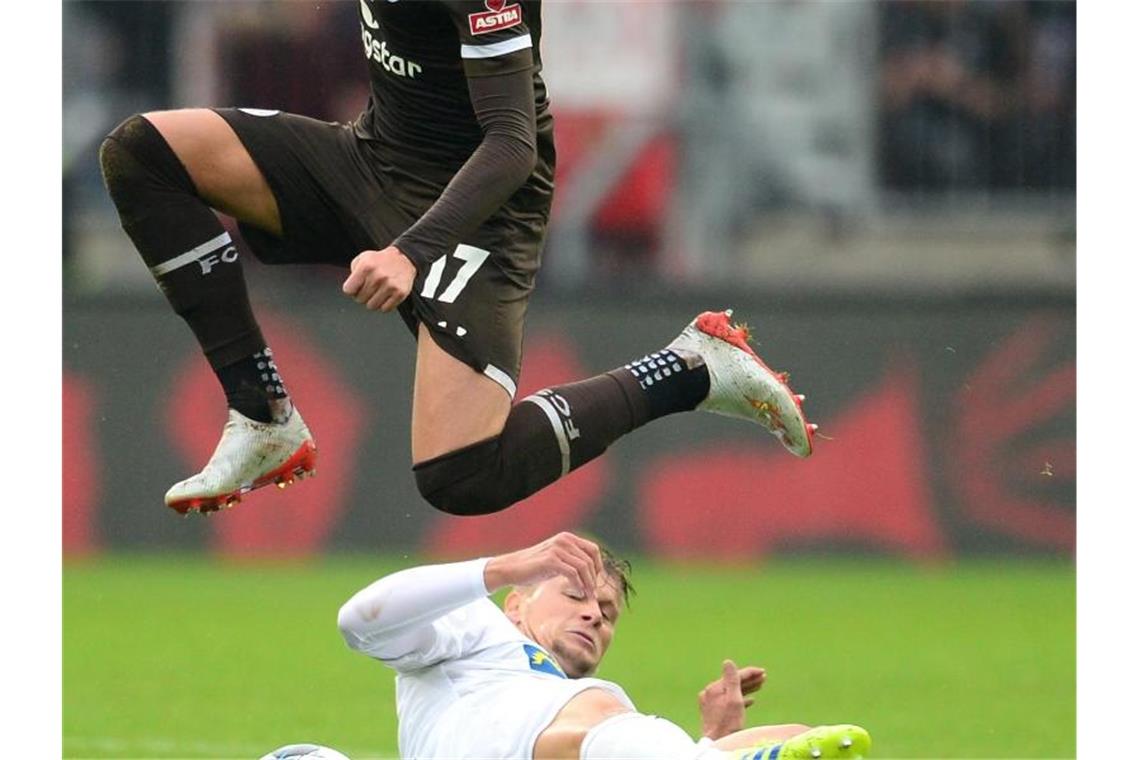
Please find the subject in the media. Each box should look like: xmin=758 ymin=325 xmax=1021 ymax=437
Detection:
xmin=211 ymin=108 xmax=408 ymax=268
xmin=533 ymin=689 xmax=635 ymax=760
xmin=405 ymin=238 xmax=538 ymax=463
xmin=144 ymin=108 xmax=282 ymax=235
xmin=411 ymin=324 xmax=512 ymax=463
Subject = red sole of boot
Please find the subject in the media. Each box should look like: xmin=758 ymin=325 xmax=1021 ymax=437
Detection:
xmin=166 ymin=440 xmax=318 ymax=515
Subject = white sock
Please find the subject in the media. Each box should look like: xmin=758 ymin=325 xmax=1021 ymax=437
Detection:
xmin=579 ymin=712 xmax=725 ymax=760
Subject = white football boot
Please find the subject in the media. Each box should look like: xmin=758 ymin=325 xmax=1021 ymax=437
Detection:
xmin=164 ymin=406 xmax=317 ymax=514
xmin=667 ymin=309 xmax=815 ymax=457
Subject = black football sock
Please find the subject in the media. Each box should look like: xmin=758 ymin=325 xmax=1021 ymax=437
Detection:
xmin=618 ymin=348 xmax=710 ymax=421
xmin=215 ymin=348 xmax=292 ymax=424
xmin=414 ymin=349 xmax=710 ymax=515
xmin=100 ymin=115 xmax=285 ymax=414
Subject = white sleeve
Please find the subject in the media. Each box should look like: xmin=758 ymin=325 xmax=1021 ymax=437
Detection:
xmin=336 ymin=557 xmax=491 ymax=665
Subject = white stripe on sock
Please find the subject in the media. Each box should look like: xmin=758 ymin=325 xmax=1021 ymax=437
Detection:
xmin=523 ymin=392 xmax=570 ymax=477
xmin=149 ymin=232 xmax=233 ymax=276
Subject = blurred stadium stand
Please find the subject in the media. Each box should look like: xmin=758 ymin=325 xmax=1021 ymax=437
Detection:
xmin=62 ymin=0 xmax=1075 ymax=560
xmin=62 ymin=0 xmax=1075 ymax=294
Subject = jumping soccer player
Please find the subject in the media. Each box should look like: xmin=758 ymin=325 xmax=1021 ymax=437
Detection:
xmin=336 ymin=531 xmax=871 ymax=759
xmin=99 ymin=0 xmax=815 ymax=516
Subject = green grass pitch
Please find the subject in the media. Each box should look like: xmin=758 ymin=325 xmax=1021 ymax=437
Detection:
xmin=64 ymin=556 xmax=1074 ymax=759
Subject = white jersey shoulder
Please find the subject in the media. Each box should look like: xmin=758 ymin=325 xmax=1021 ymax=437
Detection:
xmin=391 ymin=598 xmax=634 ymax=760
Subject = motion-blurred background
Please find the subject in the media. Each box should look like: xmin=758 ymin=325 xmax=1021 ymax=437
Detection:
xmin=62 ymin=2 xmax=1075 ymax=758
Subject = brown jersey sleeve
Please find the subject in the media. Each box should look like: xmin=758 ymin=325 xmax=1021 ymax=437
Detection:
xmin=392 ymin=63 xmax=538 ymax=270
xmin=442 ymin=0 xmax=535 ymax=77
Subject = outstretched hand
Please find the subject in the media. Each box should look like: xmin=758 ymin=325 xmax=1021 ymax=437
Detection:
xmin=342 ymin=246 xmax=417 ymax=313
xmin=698 ymin=659 xmax=767 ymax=740
xmin=483 ymin=532 xmax=605 ymax=599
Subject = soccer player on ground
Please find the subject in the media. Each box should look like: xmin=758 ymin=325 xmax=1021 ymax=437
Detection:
xmin=336 ymin=531 xmax=871 ymax=759
xmin=332 ymin=533 xmax=866 ymax=756
xmin=98 ymin=0 xmax=815 ymax=516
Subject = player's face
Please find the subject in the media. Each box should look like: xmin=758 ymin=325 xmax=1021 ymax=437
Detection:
xmin=517 ymin=573 xmax=623 ymax=678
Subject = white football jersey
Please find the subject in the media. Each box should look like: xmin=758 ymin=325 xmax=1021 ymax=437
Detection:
xmin=372 ymin=597 xmax=634 ymax=759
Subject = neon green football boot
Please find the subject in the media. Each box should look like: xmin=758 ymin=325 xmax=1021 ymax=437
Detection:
xmin=733 ymin=724 xmax=871 ymax=760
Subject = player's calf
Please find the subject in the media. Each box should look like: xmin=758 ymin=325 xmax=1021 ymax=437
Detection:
xmin=414 ymin=309 xmax=811 ymax=516
xmin=102 ymin=115 xmax=312 ymax=510
xmin=578 ymin=713 xmax=726 ymax=760
xmin=413 ymin=362 xmax=687 ymax=515
xmin=577 ymin=715 xmax=871 ymax=760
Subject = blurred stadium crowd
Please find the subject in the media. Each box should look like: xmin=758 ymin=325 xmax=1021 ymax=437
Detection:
xmin=63 ymin=0 xmax=1075 ymax=293
xmin=879 ymin=1 xmax=1074 ymax=192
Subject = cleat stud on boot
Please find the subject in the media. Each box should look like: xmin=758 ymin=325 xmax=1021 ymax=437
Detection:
xmin=840 ymin=737 xmax=852 ymax=748
xmin=810 ymin=749 xmax=821 ymax=759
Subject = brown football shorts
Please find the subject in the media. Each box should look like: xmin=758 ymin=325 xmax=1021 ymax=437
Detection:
xmin=214 ymin=107 xmax=547 ymax=397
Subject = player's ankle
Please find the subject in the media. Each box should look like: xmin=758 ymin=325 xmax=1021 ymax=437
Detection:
xmin=217 ymin=348 xmax=292 ymax=423
xmin=266 ymin=397 xmax=294 ymax=424
xmin=225 ymin=397 xmax=292 ymax=424
xmin=619 ymin=348 xmax=711 ymax=421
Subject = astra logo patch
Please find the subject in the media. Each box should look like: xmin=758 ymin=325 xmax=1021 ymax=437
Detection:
xmin=468 ymin=0 xmax=522 ymax=35
xmin=523 ymin=644 xmax=566 ymax=678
